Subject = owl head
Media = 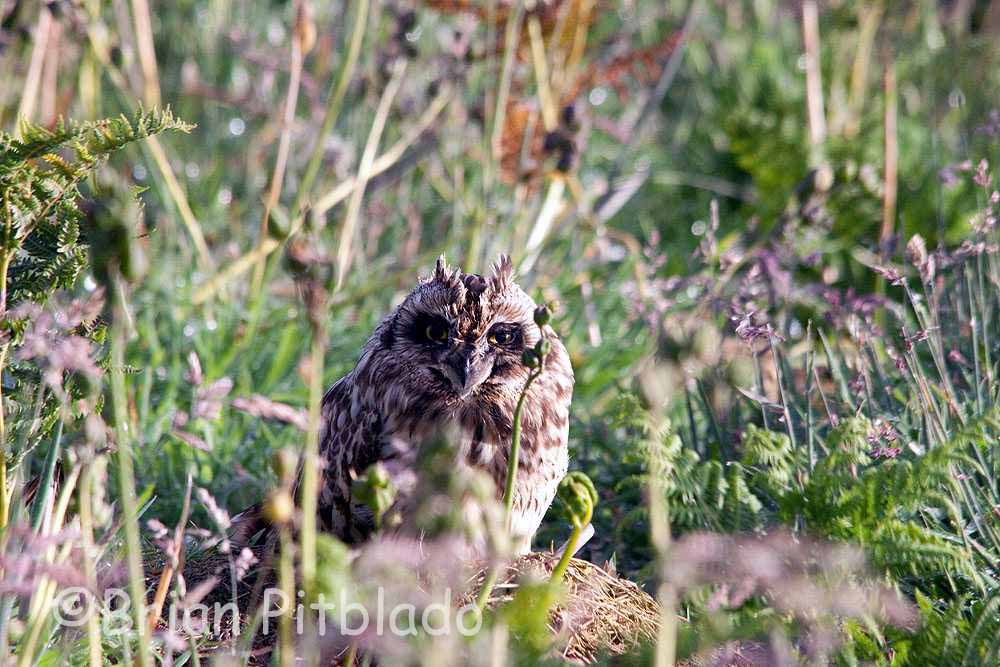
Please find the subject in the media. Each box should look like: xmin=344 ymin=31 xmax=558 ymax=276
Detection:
xmin=369 ymin=255 xmax=552 ymax=404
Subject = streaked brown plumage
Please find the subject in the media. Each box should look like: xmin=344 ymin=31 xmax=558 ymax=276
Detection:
xmin=314 ymin=255 xmax=574 ymax=553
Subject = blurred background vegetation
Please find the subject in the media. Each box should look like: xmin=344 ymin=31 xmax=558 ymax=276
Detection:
xmin=2 ymin=0 xmax=1000 ymax=664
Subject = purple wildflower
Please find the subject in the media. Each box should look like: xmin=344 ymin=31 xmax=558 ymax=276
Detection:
xmin=872 ymin=265 xmax=904 ymax=286
xmin=974 ymin=159 xmax=991 ymax=188
xmin=976 ymin=109 xmax=1000 ymax=137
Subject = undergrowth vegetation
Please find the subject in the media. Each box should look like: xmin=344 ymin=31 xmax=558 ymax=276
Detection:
xmin=1 ymin=0 xmax=999 ymax=665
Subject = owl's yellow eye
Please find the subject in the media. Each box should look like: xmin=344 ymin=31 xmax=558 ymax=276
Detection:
xmin=487 ymin=325 xmax=520 ymax=347
xmin=424 ymin=322 xmax=449 ymax=342
xmin=488 ymin=332 xmax=510 ymax=345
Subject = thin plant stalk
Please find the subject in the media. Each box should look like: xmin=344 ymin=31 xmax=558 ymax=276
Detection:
xmin=79 ymin=0 xmax=103 ymax=119
xmin=146 ymin=473 xmax=193 ymax=636
xmin=966 ymin=267 xmax=985 ymax=416
xmin=903 ymin=280 xmax=963 ymax=423
xmin=523 ymin=178 xmax=566 ymax=271
xmin=847 ymin=4 xmax=881 ymax=136
xmin=974 ymin=253 xmax=994 ymax=394
xmin=335 ymin=59 xmax=407 ymax=290
xmin=805 ymin=322 xmax=816 ymax=472
xmin=192 ymin=84 xmax=450 ymax=305
xmin=129 ymin=0 xmax=161 ymax=107
xmin=751 ymin=342 xmax=770 ymax=430
xmin=550 ymin=509 xmax=591 ymax=584
xmin=109 ymin=277 xmax=154 ymax=667
xmin=278 ymin=523 xmax=296 ymax=667
xmin=334 ymin=58 xmax=408 ymax=289
xmin=650 ymin=417 xmax=675 ymax=667
xmin=801 ymin=0 xmax=826 ymax=158
xmin=818 ymin=329 xmax=852 ymax=407
xmin=235 ymin=594 xmax=268 ymax=660
xmin=15 ymin=7 xmax=52 ymax=126
xmin=477 ymin=362 xmax=543 ymax=612
xmin=474 ymin=0 xmax=499 ymax=273
xmin=557 ymin=0 xmax=594 ymax=97
xmin=193 ymin=0 xmax=374 ymax=306
xmin=80 ymin=9 xmax=212 ymax=272
xmin=502 ymin=366 xmax=543 ymax=526
xmin=28 ymin=466 xmax=80 ymax=619
xmin=17 ymin=465 xmax=81 ymax=667
xmin=695 ymin=379 xmax=723 ymax=460
xmin=683 ymin=381 xmax=699 ymax=453
xmin=768 ymin=339 xmax=797 ymax=452
xmin=312 ymin=85 xmax=451 ymax=218
xmin=540 ymin=0 xmax=572 ymax=96
xmin=28 ymin=419 xmax=63 ymax=534
xmin=475 ymin=566 xmax=499 ymax=614
xmin=0 ymin=246 xmax=11 ymax=528
xmin=489 ymin=1 xmax=525 ymax=163
xmin=343 ymin=643 xmax=358 ymax=667
xmin=525 ymin=8 xmax=557 ymax=132
xmin=78 ymin=459 xmax=104 ymax=667
xmin=880 ymin=54 xmax=898 ymax=253
xmin=252 ymin=1 xmax=308 ymax=292
xmin=900 ymin=335 xmax=949 ymax=442
xmin=299 ymin=299 xmax=327 ymax=667
xmin=0 ymin=347 xmax=8 ymax=530
xmin=291 ymin=0 xmax=370 ymax=227
xmin=142 ymin=136 xmax=213 ymax=273
xmin=16 ymin=544 xmax=75 ymax=666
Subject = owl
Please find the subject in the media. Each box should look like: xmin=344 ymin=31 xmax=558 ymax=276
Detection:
xmin=311 ymin=255 xmax=574 ymax=554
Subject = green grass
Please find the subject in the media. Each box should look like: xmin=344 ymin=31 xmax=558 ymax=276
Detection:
xmin=1 ymin=0 xmax=999 ymax=664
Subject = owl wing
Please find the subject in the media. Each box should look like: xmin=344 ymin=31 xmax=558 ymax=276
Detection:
xmin=227 ymin=375 xmax=384 ymax=547
xmin=316 ymin=375 xmax=387 ymax=543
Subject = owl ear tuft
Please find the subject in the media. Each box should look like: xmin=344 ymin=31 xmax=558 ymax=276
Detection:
xmin=489 ymin=254 xmax=514 ymax=291
xmin=429 ymin=254 xmax=463 ymax=290
xmin=433 ymin=255 xmax=450 ymax=282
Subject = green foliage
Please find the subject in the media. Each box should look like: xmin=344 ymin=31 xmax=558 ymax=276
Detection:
xmin=599 ymin=229 xmax=1000 ymax=660
xmin=555 ymin=471 xmax=598 ymax=528
xmin=2 ymin=1 xmax=999 ymax=664
xmin=501 ymin=579 xmax=563 ymax=663
xmin=351 ymin=462 xmax=395 ymax=529
xmin=0 ymin=108 xmax=191 ymax=473
xmin=0 ymin=109 xmax=191 ymax=305
xmin=313 ymin=532 xmax=354 ymax=602
xmin=611 ymin=415 xmax=763 ymax=558
xmin=896 ymin=591 xmax=1000 ymax=667
xmin=740 ymin=422 xmax=796 ymax=494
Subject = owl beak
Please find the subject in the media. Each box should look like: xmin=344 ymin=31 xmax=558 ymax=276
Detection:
xmin=442 ymin=346 xmax=491 ymax=398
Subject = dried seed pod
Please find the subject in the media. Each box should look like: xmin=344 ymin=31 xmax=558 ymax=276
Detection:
xmin=272 ymin=447 xmax=298 ymax=484
xmin=533 ymin=304 xmax=552 ymax=327
xmin=264 ymin=489 xmax=295 ymax=526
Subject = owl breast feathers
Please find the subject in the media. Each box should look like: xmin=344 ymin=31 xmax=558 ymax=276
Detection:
xmin=315 ymin=255 xmax=574 ymax=553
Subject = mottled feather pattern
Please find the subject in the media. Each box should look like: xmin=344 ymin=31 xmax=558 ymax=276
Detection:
xmin=315 ymin=256 xmax=574 ymax=553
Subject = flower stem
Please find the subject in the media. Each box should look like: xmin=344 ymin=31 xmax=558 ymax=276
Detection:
xmin=78 ymin=460 xmax=104 ymax=667
xmin=109 ymin=281 xmax=153 ymax=667
xmin=292 ymin=0 xmax=370 ymax=227
xmin=475 ymin=566 xmax=499 ymax=613
xmin=0 ymin=248 xmax=12 ymax=530
xmin=477 ymin=365 xmax=543 ymax=613
xmin=299 ymin=301 xmax=326 ymax=666
xmin=278 ymin=524 xmax=296 ymax=667
xmin=502 ymin=367 xmax=542 ymax=529
xmin=551 ymin=516 xmax=589 ymax=585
